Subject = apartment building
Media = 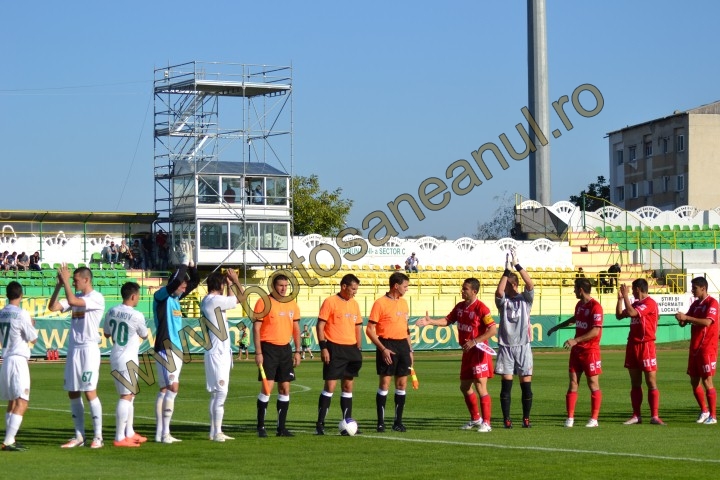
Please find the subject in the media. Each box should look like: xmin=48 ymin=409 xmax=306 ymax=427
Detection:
xmin=607 ymin=100 xmax=720 ymax=211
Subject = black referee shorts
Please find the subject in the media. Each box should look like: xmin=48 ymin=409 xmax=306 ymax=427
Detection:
xmin=323 ymin=341 xmax=363 ymax=381
xmin=259 ymin=342 xmax=295 ymax=383
xmin=375 ymin=338 xmax=412 ymax=377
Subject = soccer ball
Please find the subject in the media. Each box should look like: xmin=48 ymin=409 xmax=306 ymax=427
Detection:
xmin=339 ymin=418 xmax=358 ymax=436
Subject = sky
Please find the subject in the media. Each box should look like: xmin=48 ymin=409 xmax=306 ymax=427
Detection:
xmin=2 ymin=1 xmax=719 ymax=240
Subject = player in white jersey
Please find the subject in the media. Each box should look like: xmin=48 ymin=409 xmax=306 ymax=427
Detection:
xmin=0 ymin=281 xmax=38 ymax=451
xmin=495 ymin=249 xmax=535 ymax=429
xmin=103 ymin=282 xmax=149 ymax=447
xmin=49 ymin=265 xmax=106 ymax=449
xmin=200 ymin=268 xmax=245 ymax=442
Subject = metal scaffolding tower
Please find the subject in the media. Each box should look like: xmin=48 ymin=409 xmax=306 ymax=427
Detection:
xmin=153 ymin=61 xmax=293 ymax=267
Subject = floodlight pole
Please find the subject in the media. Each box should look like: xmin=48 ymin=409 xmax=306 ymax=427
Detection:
xmin=528 ymin=0 xmax=551 ymax=205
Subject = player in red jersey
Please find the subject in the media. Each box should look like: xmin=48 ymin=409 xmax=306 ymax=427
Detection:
xmin=675 ymin=276 xmax=719 ymax=425
xmin=616 ymin=279 xmax=664 ymax=425
xmin=417 ymin=278 xmax=497 ymax=433
xmin=548 ymin=277 xmax=603 ymax=428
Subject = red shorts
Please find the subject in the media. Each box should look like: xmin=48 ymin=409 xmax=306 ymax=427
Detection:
xmin=460 ymin=348 xmax=494 ymax=380
xmin=569 ymin=348 xmax=602 ymax=377
xmin=624 ymin=342 xmax=657 ymax=371
xmin=687 ymin=350 xmax=717 ymax=378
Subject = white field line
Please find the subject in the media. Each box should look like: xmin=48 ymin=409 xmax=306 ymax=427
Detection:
xmin=357 ymin=435 xmax=720 ymax=464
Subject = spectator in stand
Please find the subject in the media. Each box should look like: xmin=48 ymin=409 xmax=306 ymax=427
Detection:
xmin=608 ymin=263 xmax=621 ymax=291
xmin=108 ymin=243 xmax=119 ymax=265
xmin=16 ymin=252 xmax=30 ymax=271
xmin=244 ymin=181 xmax=252 ymax=204
xmin=4 ymin=252 xmax=18 ymax=272
xmin=223 ymin=185 xmax=236 ymax=204
xmin=141 ymin=233 xmax=154 ymax=271
xmin=130 ymin=241 xmax=143 ymax=270
xmin=29 ymin=252 xmax=41 ymax=271
xmin=405 ymin=253 xmax=419 ymax=273
xmin=156 ymin=232 xmax=169 ymax=271
xmin=101 ymin=244 xmax=111 ymax=265
xmin=118 ymin=240 xmax=130 ymax=268
xmin=252 ymin=184 xmax=264 ymax=205
xmin=0 ymin=252 xmax=5 ymax=271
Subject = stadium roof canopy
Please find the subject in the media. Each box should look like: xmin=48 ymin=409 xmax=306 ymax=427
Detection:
xmin=0 ymin=210 xmax=157 ymax=224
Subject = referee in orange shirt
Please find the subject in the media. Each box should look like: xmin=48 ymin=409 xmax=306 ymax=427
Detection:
xmin=314 ymin=274 xmax=363 ymax=435
xmin=253 ymin=274 xmax=302 ymax=437
xmin=366 ymin=272 xmax=413 ymax=432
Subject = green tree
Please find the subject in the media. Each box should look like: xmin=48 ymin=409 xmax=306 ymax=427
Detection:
xmin=292 ymin=175 xmax=353 ymax=236
xmin=474 ymin=191 xmax=515 ymax=240
xmin=570 ymin=175 xmax=610 ymax=211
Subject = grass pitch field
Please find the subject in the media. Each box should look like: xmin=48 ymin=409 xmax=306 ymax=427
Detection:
xmin=3 ymin=347 xmax=720 ymax=479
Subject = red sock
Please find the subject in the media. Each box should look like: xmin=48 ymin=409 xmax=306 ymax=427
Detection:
xmin=566 ymin=391 xmax=578 ymax=418
xmin=480 ymin=395 xmax=492 ymax=424
xmin=648 ymin=388 xmax=660 ymax=418
xmin=630 ymin=387 xmax=643 ymax=417
xmin=464 ymin=392 xmax=480 ymax=422
xmin=694 ymin=386 xmax=708 ymax=412
xmin=590 ymin=389 xmax=602 ymax=420
xmin=707 ymin=388 xmax=717 ymax=418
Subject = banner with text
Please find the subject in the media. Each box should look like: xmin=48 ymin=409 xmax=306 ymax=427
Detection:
xmin=28 ymin=314 xmax=690 ymax=357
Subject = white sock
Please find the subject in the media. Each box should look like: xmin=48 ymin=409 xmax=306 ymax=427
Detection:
xmin=213 ymin=391 xmax=227 ymax=436
xmin=4 ymin=413 xmax=22 ymax=445
xmin=209 ymin=392 xmax=217 ymax=438
xmin=116 ymin=399 xmax=131 ymax=441
xmin=163 ymin=391 xmax=177 ymax=436
xmin=89 ymin=397 xmax=103 ymax=439
xmin=126 ymin=398 xmax=136 ymax=438
xmin=70 ymin=397 xmax=85 ymax=440
xmin=155 ymin=391 xmax=165 ymax=440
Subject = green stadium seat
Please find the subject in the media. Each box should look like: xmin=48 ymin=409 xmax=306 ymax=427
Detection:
xmin=90 ymin=252 xmax=102 ymax=266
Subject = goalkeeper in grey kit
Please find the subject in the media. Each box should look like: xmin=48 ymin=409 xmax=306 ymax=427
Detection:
xmin=494 ymin=248 xmax=535 ymax=429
